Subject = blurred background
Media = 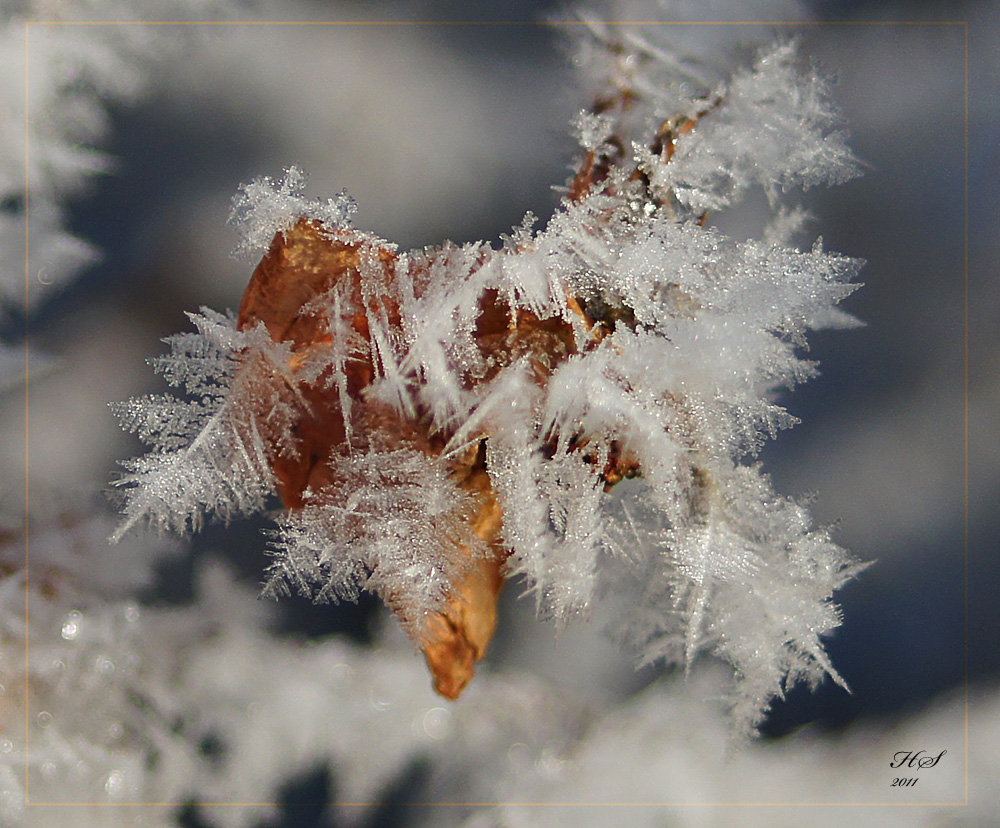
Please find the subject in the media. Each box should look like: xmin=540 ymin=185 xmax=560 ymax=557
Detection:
xmin=2 ymin=0 xmax=995 ymax=823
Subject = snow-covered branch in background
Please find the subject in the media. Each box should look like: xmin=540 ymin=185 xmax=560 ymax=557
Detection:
xmin=0 ymin=512 xmax=587 ymax=827
xmin=114 ymin=11 xmax=865 ymax=735
xmin=1 ymin=0 xmax=236 ymax=321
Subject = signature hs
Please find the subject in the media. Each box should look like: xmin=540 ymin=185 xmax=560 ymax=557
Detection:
xmin=890 ymin=750 xmax=947 ymax=769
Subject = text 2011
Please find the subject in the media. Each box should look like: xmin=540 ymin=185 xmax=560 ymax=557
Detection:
xmin=889 ymin=749 xmax=946 ymax=788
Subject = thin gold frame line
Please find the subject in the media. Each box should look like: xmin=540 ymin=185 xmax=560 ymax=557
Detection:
xmin=962 ymin=19 xmax=971 ymax=809
xmin=20 ymin=799 xmax=974 ymax=807
xmin=24 ymin=19 xmax=972 ymax=26
xmin=22 ymin=17 xmax=31 ymax=808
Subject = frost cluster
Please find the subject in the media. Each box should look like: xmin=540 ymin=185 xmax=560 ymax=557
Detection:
xmin=110 ymin=309 xmax=298 ymax=539
xmin=265 ymin=446 xmax=486 ymax=627
xmin=229 ymin=165 xmax=357 ymax=260
xmin=114 ymin=17 xmax=863 ymax=733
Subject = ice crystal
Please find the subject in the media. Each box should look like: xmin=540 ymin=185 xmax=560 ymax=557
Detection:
xmin=110 ymin=309 xmax=295 ymax=539
xmin=229 ymin=165 xmax=357 ymax=260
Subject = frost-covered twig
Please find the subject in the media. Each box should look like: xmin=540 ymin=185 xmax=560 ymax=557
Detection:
xmin=114 ymin=15 xmax=864 ymax=733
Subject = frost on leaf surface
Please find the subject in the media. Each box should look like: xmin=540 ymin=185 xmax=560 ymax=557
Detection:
xmin=229 ymin=165 xmax=357 ymax=259
xmin=263 ymin=446 xmax=487 ymax=632
xmin=114 ymin=30 xmax=864 ymax=732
